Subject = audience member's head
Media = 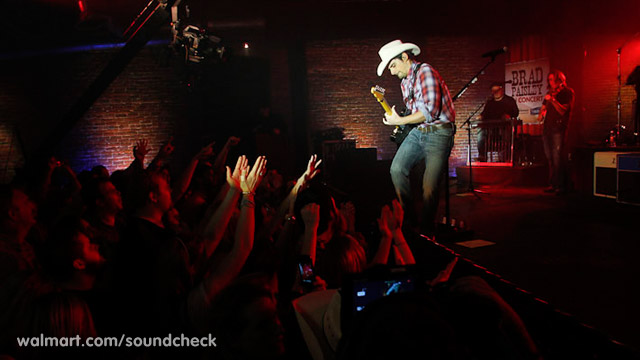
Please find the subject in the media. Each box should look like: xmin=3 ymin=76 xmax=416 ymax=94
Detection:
xmin=42 ymin=216 xmax=104 ymax=289
xmin=130 ymin=170 xmax=173 ymax=215
xmin=22 ymin=292 xmax=96 ymax=359
xmin=0 ymin=184 xmax=37 ymax=241
xmin=316 ymin=233 xmax=366 ymax=289
xmin=29 ymin=291 xmax=96 ymax=338
xmin=192 ymin=162 xmax=216 ymax=191
xmin=90 ymin=165 xmax=110 ymax=180
xmin=208 ymin=274 xmax=285 ymax=360
xmin=83 ymin=179 xmax=123 ymax=218
xmin=445 ymin=276 xmax=540 ymax=360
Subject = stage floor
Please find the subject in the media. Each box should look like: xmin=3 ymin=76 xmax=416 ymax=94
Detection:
xmin=439 ymin=185 xmax=640 ymax=351
xmin=326 ymin=158 xmax=639 ymax=352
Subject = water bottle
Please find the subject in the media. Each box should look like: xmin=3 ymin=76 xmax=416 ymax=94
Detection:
xmin=609 ymin=131 xmax=616 ymax=147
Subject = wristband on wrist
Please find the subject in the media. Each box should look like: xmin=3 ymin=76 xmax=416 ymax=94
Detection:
xmin=241 ymin=198 xmax=255 ymax=208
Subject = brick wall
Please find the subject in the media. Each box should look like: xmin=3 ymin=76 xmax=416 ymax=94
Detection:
xmin=0 ymin=45 xmax=188 ymax=181
xmin=64 ymin=47 xmax=187 ymax=172
xmin=304 ymin=31 xmax=640 ymax=175
xmin=3 ymin=29 xmax=638 ymax=184
xmin=582 ymin=33 xmax=640 ymax=144
xmin=305 ymin=36 xmax=507 ymax=174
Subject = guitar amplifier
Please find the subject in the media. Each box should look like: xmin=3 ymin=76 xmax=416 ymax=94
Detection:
xmin=593 ymin=151 xmax=630 ymax=198
xmin=617 ymin=153 xmax=640 ymax=205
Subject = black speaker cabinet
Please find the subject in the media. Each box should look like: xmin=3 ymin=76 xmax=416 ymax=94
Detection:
xmin=617 ymin=153 xmax=640 ymax=206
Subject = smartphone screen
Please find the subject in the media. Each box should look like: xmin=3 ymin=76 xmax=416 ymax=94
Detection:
xmin=298 ymin=261 xmax=315 ymax=284
xmin=352 ymin=276 xmax=415 ymax=312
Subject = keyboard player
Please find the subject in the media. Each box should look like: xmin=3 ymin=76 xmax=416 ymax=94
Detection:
xmin=476 ymin=81 xmax=519 ymax=162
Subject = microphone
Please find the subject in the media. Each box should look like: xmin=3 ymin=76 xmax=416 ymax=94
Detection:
xmin=481 ymin=46 xmax=508 ymax=58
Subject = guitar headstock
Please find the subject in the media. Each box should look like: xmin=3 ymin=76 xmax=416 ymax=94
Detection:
xmin=371 ymin=85 xmax=386 ymax=101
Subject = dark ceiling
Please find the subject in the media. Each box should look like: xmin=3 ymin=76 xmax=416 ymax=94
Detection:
xmin=2 ymin=0 xmax=639 ymax=52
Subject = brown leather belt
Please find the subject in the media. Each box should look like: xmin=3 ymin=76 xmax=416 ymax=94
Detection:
xmin=417 ymin=122 xmax=455 ymax=134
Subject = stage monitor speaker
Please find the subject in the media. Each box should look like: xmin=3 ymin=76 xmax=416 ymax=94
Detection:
xmin=593 ymin=152 xmax=629 ymax=198
xmin=617 ymin=153 xmax=640 ymax=206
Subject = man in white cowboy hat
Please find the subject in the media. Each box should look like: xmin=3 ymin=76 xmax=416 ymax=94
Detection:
xmin=377 ymin=39 xmax=455 ymax=235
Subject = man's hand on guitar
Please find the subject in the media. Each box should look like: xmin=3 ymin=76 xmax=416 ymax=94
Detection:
xmin=383 ymin=105 xmax=402 ymax=126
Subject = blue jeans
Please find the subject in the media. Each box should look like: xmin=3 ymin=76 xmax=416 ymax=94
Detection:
xmin=390 ymin=126 xmax=455 ymax=231
xmin=477 ymin=127 xmax=487 ymax=159
xmin=542 ymin=129 xmax=566 ymax=190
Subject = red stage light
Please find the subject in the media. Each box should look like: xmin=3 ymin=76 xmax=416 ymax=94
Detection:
xmin=78 ymin=0 xmax=85 ymax=13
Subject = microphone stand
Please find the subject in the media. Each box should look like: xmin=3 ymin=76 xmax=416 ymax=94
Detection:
xmin=436 ymin=55 xmax=498 ymax=241
xmin=459 ymin=102 xmax=488 ymax=197
xmin=452 ymin=56 xmax=498 ymax=102
xmin=616 ymin=32 xmax=640 ymax=145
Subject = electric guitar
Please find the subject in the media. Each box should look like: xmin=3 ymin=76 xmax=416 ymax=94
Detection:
xmin=371 ymin=85 xmax=414 ymax=145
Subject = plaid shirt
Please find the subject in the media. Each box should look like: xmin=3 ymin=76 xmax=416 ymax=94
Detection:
xmin=401 ymin=62 xmax=455 ymax=125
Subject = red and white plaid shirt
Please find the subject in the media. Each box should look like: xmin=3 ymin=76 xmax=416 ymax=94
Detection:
xmin=401 ymin=62 xmax=455 ymax=125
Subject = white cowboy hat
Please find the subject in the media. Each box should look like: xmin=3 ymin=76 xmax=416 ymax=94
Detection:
xmin=377 ymin=40 xmax=421 ymax=76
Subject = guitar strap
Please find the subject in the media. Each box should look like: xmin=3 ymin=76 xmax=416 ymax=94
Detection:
xmin=407 ymin=62 xmax=420 ymax=102
xmin=408 ymin=62 xmax=443 ymax=123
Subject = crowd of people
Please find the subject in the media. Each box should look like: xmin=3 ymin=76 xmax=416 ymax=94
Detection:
xmin=0 ymin=132 xmax=545 ymax=360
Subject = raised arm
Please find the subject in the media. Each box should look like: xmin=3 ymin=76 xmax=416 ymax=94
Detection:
xmin=259 ymin=154 xmax=323 ymax=243
xmin=148 ymin=136 xmax=175 ymax=171
xmin=171 ymin=142 xmax=215 ymax=203
xmin=370 ymin=204 xmax=393 ymax=266
xmin=35 ymin=156 xmax=60 ymax=202
xmin=300 ymin=203 xmax=320 ymax=265
xmin=60 ymin=162 xmax=82 ymax=195
xmin=197 ymin=156 xmax=267 ymax=301
xmin=389 ymin=199 xmax=415 ymax=265
xmin=198 ymin=155 xmax=247 ymax=259
xmin=122 ymin=139 xmax=149 ymax=176
xmin=211 ymin=136 xmax=240 ymax=185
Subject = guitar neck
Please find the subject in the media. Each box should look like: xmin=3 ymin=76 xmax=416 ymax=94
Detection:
xmin=371 ymin=86 xmax=392 ymax=115
xmin=377 ymin=97 xmax=392 ymax=116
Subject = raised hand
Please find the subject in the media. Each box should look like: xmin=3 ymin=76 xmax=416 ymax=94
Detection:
xmin=195 ymin=142 xmax=215 ymax=160
xmin=240 ymin=156 xmax=267 ymax=194
xmin=225 ymin=136 xmax=241 ymax=148
xmin=226 ymin=155 xmax=247 ymax=190
xmin=391 ymin=199 xmax=404 ymax=229
xmin=377 ymin=205 xmax=394 ymax=239
xmin=295 ymin=154 xmax=322 ymax=194
xmin=47 ymin=156 xmax=61 ymax=171
xmin=134 ymin=139 xmax=149 ymax=162
xmin=429 ymin=257 xmax=458 ymax=287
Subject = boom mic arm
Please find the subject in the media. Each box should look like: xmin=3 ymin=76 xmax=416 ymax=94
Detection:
xmin=481 ymin=46 xmax=508 ymax=58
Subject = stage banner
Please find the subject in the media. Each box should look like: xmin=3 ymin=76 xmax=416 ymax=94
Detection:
xmin=505 ymin=58 xmax=549 ymax=124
